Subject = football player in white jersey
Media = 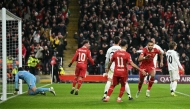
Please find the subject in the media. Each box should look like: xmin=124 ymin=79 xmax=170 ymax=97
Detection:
xmin=102 ymin=36 xmax=133 ymax=100
xmin=137 ymin=38 xmax=164 ymax=83
xmin=166 ymin=41 xmax=184 ymax=96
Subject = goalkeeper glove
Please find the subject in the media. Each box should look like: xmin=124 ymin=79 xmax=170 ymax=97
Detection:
xmin=68 ymin=63 xmax=72 ymax=67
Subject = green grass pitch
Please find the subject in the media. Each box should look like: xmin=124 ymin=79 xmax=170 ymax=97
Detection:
xmin=0 ymin=83 xmax=189 ymax=109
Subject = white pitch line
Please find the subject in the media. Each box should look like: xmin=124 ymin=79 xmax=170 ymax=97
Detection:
xmin=0 ymin=84 xmax=51 ymax=104
xmin=175 ymin=91 xmax=190 ymax=97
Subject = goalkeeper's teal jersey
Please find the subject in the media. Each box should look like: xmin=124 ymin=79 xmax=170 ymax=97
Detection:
xmin=15 ymin=71 xmax=35 ymax=89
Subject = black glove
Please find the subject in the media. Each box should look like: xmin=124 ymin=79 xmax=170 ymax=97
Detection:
xmin=15 ymin=89 xmax=19 ymax=91
xmin=68 ymin=63 xmax=72 ymax=67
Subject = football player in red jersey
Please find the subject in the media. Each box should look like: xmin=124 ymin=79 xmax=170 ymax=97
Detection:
xmin=68 ymin=40 xmax=94 ymax=95
xmin=136 ymin=41 xmax=163 ymax=98
xmin=103 ymin=40 xmax=146 ymax=102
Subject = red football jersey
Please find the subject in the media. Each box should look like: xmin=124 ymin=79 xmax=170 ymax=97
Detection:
xmin=140 ymin=47 xmax=160 ymax=67
xmin=111 ymin=50 xmax=132 ymax=77
xmin=71 ymin=47 xmax=94 ymax=66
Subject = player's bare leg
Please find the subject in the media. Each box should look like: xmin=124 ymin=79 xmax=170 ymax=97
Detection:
xmin=75 ymin=76 xmax=83 ymax=95
xmin=125 ymin=82 xmax=133 ymax=100
xmin=71 ymin=76 xmax=78 ymax=94
xmin=136 ymin=76 xmax=144 ymax=98
xmin=146 ymin=70 xmax=156 ymax=97
xmin=117 ymin=83 xmax=125 ymax=102
xmin=103 ymin=85 xmax=115 ymax=102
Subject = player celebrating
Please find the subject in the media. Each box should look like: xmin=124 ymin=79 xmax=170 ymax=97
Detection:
xmin=136 ymin=41 xmax=163 ymax=98
xmin=68 ymin=40 xmax=94 ymax=95
xmin=14 ymin=67 xmax=56 ymax=96
xmin=103 ymin=40 xmax=146 ymax=102
xmin=137 ymin=38 xmax=164 ymax=83
xmin=166 ymin=42 xmax=184 ymax=96
xmin=102 ymin=36 xmax=133 ymax=100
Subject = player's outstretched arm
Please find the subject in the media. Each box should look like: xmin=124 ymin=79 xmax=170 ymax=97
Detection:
xmin=130 ymin=61 xmax=146 ymax=76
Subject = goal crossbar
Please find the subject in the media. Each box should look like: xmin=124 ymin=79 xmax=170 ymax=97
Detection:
xmin=0 ymin=9 xmax=21 ymax=20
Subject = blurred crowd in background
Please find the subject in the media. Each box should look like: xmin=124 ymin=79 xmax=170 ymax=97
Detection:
xmin=0 ymin=0 xmax=70 ymax=82
xmin=77 ymin=0 xmax=190 ymax=75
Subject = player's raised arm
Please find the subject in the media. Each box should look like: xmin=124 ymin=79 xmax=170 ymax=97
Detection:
xmin=129 ymin=61 xmax=146 ymax=76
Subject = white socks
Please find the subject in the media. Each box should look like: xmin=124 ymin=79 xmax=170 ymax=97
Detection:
xmin=172 ymin=81 xmax=177 ymax=92
xmin=170 ymin=82 xmax=173 ymax=91
xmin=104 ymin=81 xmax=111 ymax=97
xmin=125 ymin=82 xmax=132 ymax=98
xmin=170 ymin=81 xmax=177 ymax=92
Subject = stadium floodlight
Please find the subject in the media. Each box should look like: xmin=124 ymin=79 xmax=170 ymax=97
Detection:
xmin=0 ymin=8 xmax=22 ymax=101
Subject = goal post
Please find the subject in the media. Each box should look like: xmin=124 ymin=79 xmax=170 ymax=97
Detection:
xmin=0 ymin=8 xmax=22 ymax=101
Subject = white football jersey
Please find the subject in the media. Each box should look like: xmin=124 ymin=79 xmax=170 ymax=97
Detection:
xmin=105 ymin=45 xmax=121 ymax=71
xmin=166 ymin=50 xmax=183 ymax=71
xmin=153 ymin=44 xmax=164 ymax=67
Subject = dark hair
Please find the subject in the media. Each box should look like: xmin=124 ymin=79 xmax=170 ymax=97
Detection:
xmin=18 ymin=67 xmax=24 ymax=71
xmin=169 ymin=41 xmax=177 ymax=49
xmin=82 ymin=40 xmax=89 ymax=46
xmin=120 ymin=39 xmax=128 ymax=47
xmin=148 ymin=40 xmax=154 ymax=44
xmin=114 ymin=36 xmax=121 ymax=44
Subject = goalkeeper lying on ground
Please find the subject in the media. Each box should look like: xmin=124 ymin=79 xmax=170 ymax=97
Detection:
xmin=14 ymin=67 xmax=56 ymax=96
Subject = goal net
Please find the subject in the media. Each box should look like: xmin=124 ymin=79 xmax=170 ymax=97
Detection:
xmin=0 ymin=8 xmax=22 ymax=101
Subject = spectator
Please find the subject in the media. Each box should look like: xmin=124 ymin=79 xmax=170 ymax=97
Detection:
xmin=180 ymin=53 xmax=190 ymax=75
xmin=96 ymin=49 xmax=105 ymax=75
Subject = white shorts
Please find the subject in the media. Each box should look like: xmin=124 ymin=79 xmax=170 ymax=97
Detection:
xmin=107 ymin=70 xmax=114 ymax=79
xmin=169 ymin=70 xmax=180 ymax=81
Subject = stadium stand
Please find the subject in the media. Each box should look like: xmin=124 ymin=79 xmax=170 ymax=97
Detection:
xmin=0 ymin=0 xmax=70 ymax=83
xmin=77 ymin=0 xmax=190 ymax=75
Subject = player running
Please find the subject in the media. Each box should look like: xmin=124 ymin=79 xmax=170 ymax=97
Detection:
xmin=103 ymin=40 xmax=146 ymax=102
xmin=102 ymin=36 xmax=133 ymax=100
xmin=137 ymin=38 xmax=164 ymax=83
xmin=136 ymin=40 xmax=163 ymax=98
xmin=68 ymin=40 xmax=94 ymax=95
xmin=14 ymin=67 xmax=56 ymax=96
xmin=166 ymin=41 xmax=184 ymax=96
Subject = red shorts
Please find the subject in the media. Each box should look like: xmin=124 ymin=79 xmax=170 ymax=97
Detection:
xmin=139 ymin=66 xmax=155 ymax=78
xmin=112 ymin=76 xmax=127 ymax=86
xmin=75 ymin=64 xmax=87 ymax=78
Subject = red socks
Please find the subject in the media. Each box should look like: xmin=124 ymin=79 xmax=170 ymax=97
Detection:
xmin=118 ymin=86 xmax=125 ymax=98
xmin=77 ymin=80 xmax=82 ymax=90
xmin=72 ymin=78 xmax=78 ymax=87
xmin=148 ymin=77 xmax=154 ymax=90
